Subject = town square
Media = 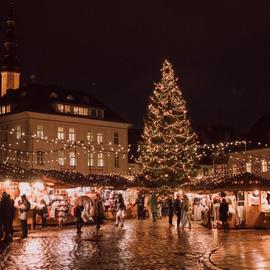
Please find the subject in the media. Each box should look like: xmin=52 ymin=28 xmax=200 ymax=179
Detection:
xmin=0 ymin=1 xmax=270 ymax=270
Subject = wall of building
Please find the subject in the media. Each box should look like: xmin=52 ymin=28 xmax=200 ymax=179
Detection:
xmin=228 ymin=147 xmax=270 ymax=178
xmin=0 ymin=112 xmax=130 ymax=175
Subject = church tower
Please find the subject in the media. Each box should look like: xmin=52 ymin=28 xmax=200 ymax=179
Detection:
xmin=1 ymin=3 xmax=20 ymax=97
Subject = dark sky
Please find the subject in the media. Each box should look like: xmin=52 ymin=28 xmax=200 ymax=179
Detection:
xmin=1 ymin=1 xmax=270 ymax=133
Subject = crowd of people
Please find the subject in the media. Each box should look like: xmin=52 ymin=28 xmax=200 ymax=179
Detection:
xmin=0 ymin=190 xmax=231 ymax=242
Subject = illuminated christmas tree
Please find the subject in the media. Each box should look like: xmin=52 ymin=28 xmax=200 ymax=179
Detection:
xmin=138 ymin=59 xmax=199 ymax=184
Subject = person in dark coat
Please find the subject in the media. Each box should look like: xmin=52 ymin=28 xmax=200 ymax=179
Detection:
xmin=134 ymin=194 xmax=145 ymax=219
xmin=7 ymin=195 xmax=15 ymax=240
xmin=219 ymin=198 xmax=229 ymax=231
xmin=74 ymin=203 xmax=84 ymax=234
xmin=174 ymin=194 xmax=182 ymax=227
xmin=40 ymin=199 xmax=48 ymax=229
xmin=1 ymin=192 xmax=12 ymax=242
xmin=167 ymin=195 xmax=174 ymax=226
xmin=92 ymin=193 xmax=104 ymax=232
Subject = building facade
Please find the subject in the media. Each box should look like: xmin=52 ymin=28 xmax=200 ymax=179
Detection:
xmin=0 ymin=6 xmax=130 ymax=175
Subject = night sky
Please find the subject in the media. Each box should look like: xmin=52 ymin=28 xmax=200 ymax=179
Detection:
xmin=1 ymin=1 xmax=270 ymax=133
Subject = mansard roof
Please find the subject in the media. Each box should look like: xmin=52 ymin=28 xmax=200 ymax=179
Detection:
xmin=0 ymin=83 xmax=128 ymax=123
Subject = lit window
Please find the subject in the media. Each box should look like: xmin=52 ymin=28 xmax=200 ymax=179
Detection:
xmin=36 ymin=125 xmax=44 ymax=139
xmin=67 ymin=95 xmax=74 ymax=101
xmin=64 ymin=105 xmax=71 ymax=113
xmin=114 ymin=153 xmax=120 ymax=168
xmin=232 ymin=164 xmax=238 ymax=174
xmin=203 ymin=167 xmax=208 ymax=176
xmin=73 ymin=106 xmax=79 ymax=115
xmin=57 ymin=104 xmax=64 ymax=112
xmin=6 ymin=105 xmax=10 ymax=113
xmin=15 ymin=125 xmax=22 ymax=139
xmin=68 ymin=128 xmax=76 ymax=141
xmin=246 ymin=162 xmax=252 ymax=173
xmin=114 ymin=133 xmax=119 ymax=145
xmin=262 ymin=160 xmax=268 ymax=172
xmin=37 ymin=151 xmax=44 ymax=165
xmin=69 ymin=152 xmax=76 ymax=166
xmin=2 ymin=106 xmax=5 ymax=114
xmin=87 ymin=152 xmax=94 ymax=167
xmin=97 ymin=152 xmax=104 ymax=167
xmin=87 ymin=132 xmax=94 ymax=143
xmin=58 ymin=150 xmax=65 ymax=166
xmin=97 ymin=133 xmax=103 ymax=144
xmin=57 ymin=127 xmax=64 ymax=140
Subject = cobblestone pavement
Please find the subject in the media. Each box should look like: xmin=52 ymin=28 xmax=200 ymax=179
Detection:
xmin=209 ymin=229 xmax=270 ymax=270
xmin=0 ymin=219 xmax=221 ymax=270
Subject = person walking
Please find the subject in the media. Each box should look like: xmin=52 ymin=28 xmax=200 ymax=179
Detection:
xmin=74 ymin=203 xmax=84 ymax=234
xmin=219 ymin=198 xmax=229 ymax=231
xmin=40 ymin=199 xmax=48 ymax=228
xmin=92 ymin=193 xmax=104 ymax=232
xmin=174 ymin=194 xmax=182 ymax=227
xmin=167 ymin=195 xmax=174 ymax=226
xmin=181 ymin=195 xmax=191 ymax=229
xmin=18 ymin=194 xmax=31 ymax=238
xmin=149 ymin=192 xmax=158 ymax=222
xmin=157 ymin=197 xmax=162 ymax=219
xmin=134 ymin=193 xmax=145 ymax=219
xmin=7 ymin=195 xmax=15 ymax=241
xmin=115 ymin=193 xmax=126 ymax=227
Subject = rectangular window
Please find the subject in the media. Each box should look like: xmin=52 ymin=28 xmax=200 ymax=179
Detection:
xmin=57 ymin=104 xmax=64 ymax=112
xmin=6 ymin=105 xmax=10 ymax=113
xmin=97 ymin=110 xmax=104 ymax=118
xmin=232 ymin=164 xmax=238 ymax=174
xmin=69 ymin=128 xmax=76 ymax=141
xmin=87 ymin=132 xmax=94 ymax=143
xmin=15 ymin=125 xmax=22 ymax=139
xmin=91 ymin=109 xmax=97 ymax=118
xmin=97 ymin=133 xmax=103 ymax=144
xmin=246 ymin=162 xmax=252 ymax=173
xmin=2 ymin=106 xmax=6 ymax=114
xmin=73 ymin=106 xmax=79 ymax=115
xmin=57 ymin=127 xmax=64 ymax=140
xmin=262 ymin=160 xmax=268 ymax=172
xmin=114 ymin=133 xmax=119 ymax=145
xmin=97 ymin=152 xmax=104 ymax=167
xmin=114 ymin=153 xmax=120 ymax=168
xmin=36 ymin=125 xmax=44 ymax=139
xmin=83 ymin=107 xmax=89 ymax=116
xmin=87 ymin=152 xmax=94 ymax=167
xmin=69 ymin=152 xmax=76 ymax=166
xmin=64 ymin=105 xmax=71 ymax=113
xmin=37 ymin=151 xmax=44 ymax=165
xmin=58 ymin=150 xmax=65 ymax=166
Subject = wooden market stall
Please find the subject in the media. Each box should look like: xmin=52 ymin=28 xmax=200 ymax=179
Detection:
xmin=186 ymin=173 xmax=270 ymax=229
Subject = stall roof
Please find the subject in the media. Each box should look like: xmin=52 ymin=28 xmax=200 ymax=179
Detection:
xmin=185 ymin=173 xmax=270 ymax=192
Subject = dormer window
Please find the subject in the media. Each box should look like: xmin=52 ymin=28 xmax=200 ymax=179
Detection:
xmin=67 ymin=94 xmax=74 ymax=101
xmin=50 ymin=92 xmax=58 ymax=98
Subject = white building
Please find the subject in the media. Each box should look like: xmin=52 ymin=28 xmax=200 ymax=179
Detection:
xmin=0 ymin=6 xmax=131 ymax=175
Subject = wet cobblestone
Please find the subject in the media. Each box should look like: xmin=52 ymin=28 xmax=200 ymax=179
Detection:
xmin=0 ymin=219 xmax=220 ymax=270
xmin=210 ymin=230 xmax=270 ymax=270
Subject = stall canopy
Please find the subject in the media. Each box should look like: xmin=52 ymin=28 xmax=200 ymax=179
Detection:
xmin=0 ymin=163 xmax=136 ymax=189
xmin=184 ymin=173 xmax=270 ymax=192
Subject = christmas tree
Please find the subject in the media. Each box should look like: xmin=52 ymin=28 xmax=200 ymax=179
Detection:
xmin=138 ymin=59 xmax=199 ymax=184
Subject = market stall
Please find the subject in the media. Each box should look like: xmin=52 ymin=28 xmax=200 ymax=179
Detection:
xmin=185 ymin=173 xmax=270 ymax=229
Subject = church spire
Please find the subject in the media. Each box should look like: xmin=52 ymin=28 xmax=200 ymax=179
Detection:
xmin=1 ymin=2 xmax=20 ymax=97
